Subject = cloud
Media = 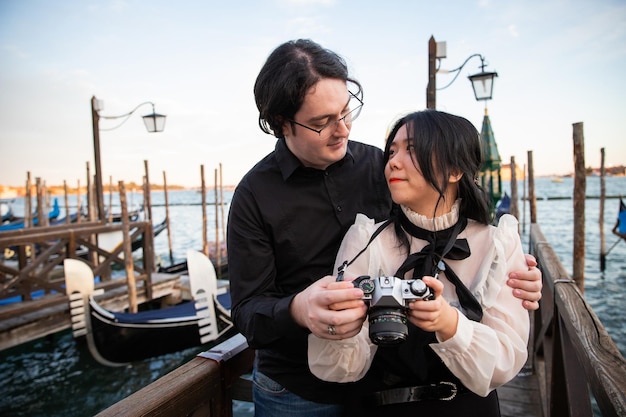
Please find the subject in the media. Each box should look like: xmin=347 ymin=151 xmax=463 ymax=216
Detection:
xmin=508 ymin=24 xmax=519 ymax=38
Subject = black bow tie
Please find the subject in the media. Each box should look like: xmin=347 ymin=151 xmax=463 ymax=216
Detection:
xmin=394 ymin=210 xmax=483 ymax=322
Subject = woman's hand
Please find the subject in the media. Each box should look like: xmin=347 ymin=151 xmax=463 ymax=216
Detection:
xmin=406 ymin=276 xmax=458 ymax=342
xmin=508 ymin=254 xmax=543 ymax=310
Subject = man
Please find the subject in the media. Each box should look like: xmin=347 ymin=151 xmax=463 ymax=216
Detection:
xmin=227 ymin=39 xmax=542 ymax=417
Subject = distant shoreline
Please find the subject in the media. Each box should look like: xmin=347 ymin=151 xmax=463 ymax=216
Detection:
xmin=0 ymin=184 xmax=237 ymax=199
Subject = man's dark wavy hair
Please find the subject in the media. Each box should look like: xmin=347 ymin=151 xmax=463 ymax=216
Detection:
xmin=254 ymin=39 xmax=362 ymax=139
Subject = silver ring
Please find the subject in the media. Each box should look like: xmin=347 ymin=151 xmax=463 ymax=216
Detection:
xmin=327 ymin=325 xmax=336 ymax=336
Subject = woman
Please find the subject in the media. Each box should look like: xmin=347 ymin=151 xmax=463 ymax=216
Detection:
xmin=308 ymin=110 xmax=529 ymax=416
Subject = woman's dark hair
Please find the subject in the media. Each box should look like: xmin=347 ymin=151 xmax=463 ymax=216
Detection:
xmin=254 ymin=39 xmax=362 ymax=139
xmin=383 ymin=110 xmax=491 ymax=241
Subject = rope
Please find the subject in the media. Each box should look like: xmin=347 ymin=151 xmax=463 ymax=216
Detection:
xmin=605 ymin=237 xmax=623 ymax=256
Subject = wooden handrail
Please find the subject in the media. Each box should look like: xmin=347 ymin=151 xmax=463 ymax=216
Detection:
xmin=95 ymin=334 xmax=254 ymax=417
xmin=530 ymin=223 xmax=626 ymax=417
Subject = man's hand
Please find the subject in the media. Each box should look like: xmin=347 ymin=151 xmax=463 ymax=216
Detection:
xmin=508 ymin=254 xmax=543 ymax=310
xmin=290 ymin=276 xmax=367 ymax=339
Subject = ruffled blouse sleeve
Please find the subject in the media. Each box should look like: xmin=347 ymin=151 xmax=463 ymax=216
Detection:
xmin=429 ymin=214 xmax=530 ymax=396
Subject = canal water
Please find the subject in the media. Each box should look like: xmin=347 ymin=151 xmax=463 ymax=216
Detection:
xmin=0 ymin=177 xmax=624 ymax=416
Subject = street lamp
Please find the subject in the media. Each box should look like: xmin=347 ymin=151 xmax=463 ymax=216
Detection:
xmin=426 ymin=35 xmax=498 ymax=109
xmin=425 ymin=35 xmax=502 ymax=214
xmin=90 ymin=96 xmax=166 ymax=222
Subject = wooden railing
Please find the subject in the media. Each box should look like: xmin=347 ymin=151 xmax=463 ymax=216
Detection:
xmin=530 ymin=223 xmax=626 ymax=417
xmin=95 ymin=222 xmax=626 ymax=417
xmin=95 ymin=334 xmax=254 ymax=417
xmin=0 ymin=221 xmax=155 ymax=304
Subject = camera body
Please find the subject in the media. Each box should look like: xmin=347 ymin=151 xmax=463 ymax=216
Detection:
xmin=352 ymin=275 xmax=434 ymax=345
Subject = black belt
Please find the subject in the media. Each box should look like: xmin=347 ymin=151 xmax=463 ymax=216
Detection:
xmin=369 ymin=381 xmax=467 ymax=406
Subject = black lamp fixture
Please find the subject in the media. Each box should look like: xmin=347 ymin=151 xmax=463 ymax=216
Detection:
xmin=467 ymin=57 xmax=498 ymax=101
xmin=141 ymin=103 xmax=167 ymax=133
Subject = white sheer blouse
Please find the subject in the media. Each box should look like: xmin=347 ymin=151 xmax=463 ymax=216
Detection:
xmin=308 ymin=203 xmax=530 ymax=397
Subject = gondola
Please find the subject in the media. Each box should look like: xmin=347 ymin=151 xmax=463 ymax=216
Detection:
xmin=495 ymin=192 xmax=511 ymax=222
xmin=1 ymin=200 xmax=14 ymax=223
xmin=158 ymin=240 xmax=228 ymax=276
xmin=612 ymin=196 xmax=626 ymax=241
xmin=0 ymin=198 xmax=61 ymax=231
xmin=64 ymin=249 xmax=235 ymax=366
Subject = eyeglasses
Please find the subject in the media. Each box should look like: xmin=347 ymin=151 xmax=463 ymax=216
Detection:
xmin=289 ymin=92 xmax=364 ymax=139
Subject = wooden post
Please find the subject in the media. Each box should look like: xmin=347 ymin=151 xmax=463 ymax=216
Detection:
xmin=201 ymin=165 xmax=208 ymax=256
xmin=108 ymin=175 xmax=113 ymax=223
xmin=76 ymin=179 xmax=82 ymax=224
xmin=35 ymin=178 xmax=44 ymax=228
xmin=510 ymin=156 xmax=519 ymax=221
xmin=163 ymin=171 xmax=174 ymax=264
xmin=119 ymin=181 xmax=138 ymax=313
xmin=42 ymin=181 xmax=49 ymax=227
xmin=527 ymin=151 xmax=537 ymax=224
xmin=143 ymin=160 xmax=152 ymax=222
xmin=426 ymin=35 xmax=437 ymax=109
xmin=215 ymin=168 xmax=221 ymax=279
xmin=64 ymin=180 xmax=71 ymax=224
xmin=600 ymin=148 xmax=606 ymax=272
xmin=220 ymin=163 xmax=226 ymax=245
xmin=86 ymin=163 xmax=98 ymax=266
xmin=86 ymin=162 xmax=94 ymax=222
xmin=572 ymin=122 xmax=586 ymax=292
xmin=25 ymin=173 xmax=32 ymax=228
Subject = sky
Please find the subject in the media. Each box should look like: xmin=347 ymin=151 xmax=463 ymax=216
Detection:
xmin=1 ymin=0 xmax=625 ymax=188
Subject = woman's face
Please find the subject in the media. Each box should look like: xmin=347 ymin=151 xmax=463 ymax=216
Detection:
xmin=281 ymin=78 xmax=353 ymax=170
xmin=385 ymin=124 xmax=456 ymax=217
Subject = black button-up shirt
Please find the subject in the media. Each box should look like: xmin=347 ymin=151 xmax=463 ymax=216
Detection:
xmin=227 ymin=138 xmax=391 ymax=403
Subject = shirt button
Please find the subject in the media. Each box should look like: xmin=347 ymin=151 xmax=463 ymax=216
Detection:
xmin=337 ymin=206 xmax=342 ymax=212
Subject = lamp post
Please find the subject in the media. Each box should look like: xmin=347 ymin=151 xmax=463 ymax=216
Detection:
xmin=426 ymin=35 xmax=498 ymax=109
xmin=425 ymin=35 xmax=502 ymax=212
xmin=90 ymin=96 xmax=166 ymax=222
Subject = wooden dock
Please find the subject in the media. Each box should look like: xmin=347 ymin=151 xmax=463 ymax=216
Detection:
xmin=0 ymin=218 xmax=183 ymax=351
xmin=498 ymin=366 xmax=544 ymax=417
xmin=96 ymin=222 xmax=626 ymax=417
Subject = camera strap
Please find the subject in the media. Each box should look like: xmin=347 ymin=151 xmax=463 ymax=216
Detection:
xmin=336 ymin=219 xmax=393 ymax=281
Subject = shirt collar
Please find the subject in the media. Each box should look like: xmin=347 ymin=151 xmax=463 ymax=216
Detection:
xmin=275 ymin=138 xmax=355 ymax=180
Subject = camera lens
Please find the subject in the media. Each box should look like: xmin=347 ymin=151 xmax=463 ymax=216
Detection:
xmin=368 ymin=308 xmax=408 ymax=345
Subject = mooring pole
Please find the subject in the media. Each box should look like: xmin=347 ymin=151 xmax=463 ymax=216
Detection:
xmin=201 ymin=165 xmax=208 ymax=257
xmin=163 ymin=171 xmax=174 ymax=265
xmin=119 ymin=180 xmax=138 ymax=313
xmin=572 ymin=122 xmax=586 ymax=292
xmin=527 ymin=151 xmax=536 ymax=225
xmin=600 ymin=148 xmax=606 ymax=272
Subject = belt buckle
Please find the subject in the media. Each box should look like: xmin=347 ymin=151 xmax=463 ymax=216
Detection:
xmin=439 ymin=381 xmax=457 ymax=401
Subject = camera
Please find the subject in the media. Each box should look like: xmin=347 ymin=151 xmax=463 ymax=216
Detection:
xmin=352 ymin=275 xmax=434 ymax=345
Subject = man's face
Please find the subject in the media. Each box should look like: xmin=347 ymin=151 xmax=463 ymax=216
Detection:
xmin=282 ymin=78 xmax=352 ymax=170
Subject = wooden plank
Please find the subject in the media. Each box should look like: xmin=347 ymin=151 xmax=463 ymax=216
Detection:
xmin=498 ymin=371 xmax=543 ymax=417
